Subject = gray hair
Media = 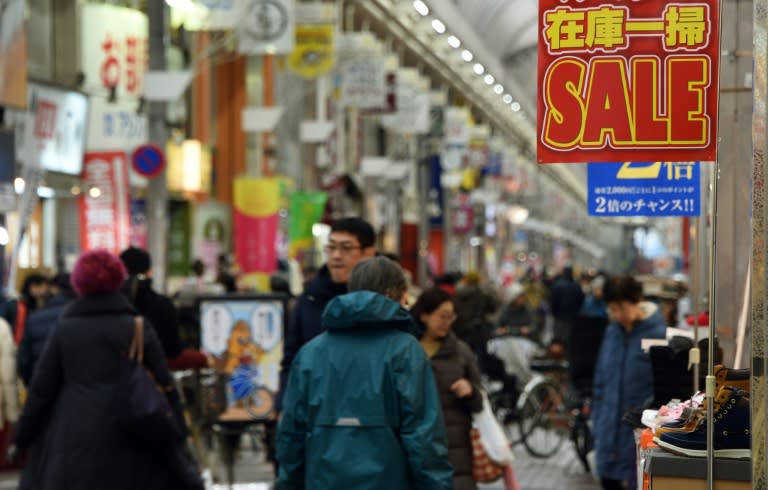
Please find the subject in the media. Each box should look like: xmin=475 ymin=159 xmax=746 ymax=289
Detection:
xmin=348 ymin=257 xmax=407 ymax=301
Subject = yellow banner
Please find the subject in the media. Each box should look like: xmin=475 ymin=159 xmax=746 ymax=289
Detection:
xmin=288 ymin=24 xmax=336 ymax=79
xmin=233 ymin=177 xmax=281 ymax=218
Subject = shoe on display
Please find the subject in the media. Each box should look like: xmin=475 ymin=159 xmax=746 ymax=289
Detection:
xmin=654 ymin=388 xmax=751 ymax=460
xmin=654 ymin=387 xmax=733 ymax=437
xmin=714 ymin=364 xmax=750 ymax=393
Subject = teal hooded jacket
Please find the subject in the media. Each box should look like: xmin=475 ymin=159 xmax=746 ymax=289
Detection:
xmin=276 ymin=291 xmax=454 ymax=490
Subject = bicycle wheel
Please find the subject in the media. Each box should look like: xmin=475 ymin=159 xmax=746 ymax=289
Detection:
xmin=518 ymin=379 xmax=569 ymax=458
xmin=243 ymin=388 xmax=275 ymax=418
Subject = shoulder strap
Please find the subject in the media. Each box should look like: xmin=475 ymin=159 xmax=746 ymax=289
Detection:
xmin=14 ymin=301 xmax=28 ymax=345
xmin=129 ymin=316 xmax=145 ymax=364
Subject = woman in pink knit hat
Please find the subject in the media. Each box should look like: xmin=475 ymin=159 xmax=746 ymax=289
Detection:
xmin=11 ymin=249 xmax=203 ymax=490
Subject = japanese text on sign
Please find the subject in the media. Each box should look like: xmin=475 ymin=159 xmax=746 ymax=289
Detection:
xmin=537 ymin=0 xmax=719 ymax=163
xmin=587 ymin=162 xmax=701 ymax=217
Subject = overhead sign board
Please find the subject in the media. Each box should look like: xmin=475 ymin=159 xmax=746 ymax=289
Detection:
xmin=537 ymin=0 xmax=720 ymax=163
xmin=587 ymin=162 xmax=701 ymax=217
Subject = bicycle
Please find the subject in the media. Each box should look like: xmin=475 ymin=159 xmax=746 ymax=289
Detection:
xmin=490 ymin=359 xmax=593 ymax=472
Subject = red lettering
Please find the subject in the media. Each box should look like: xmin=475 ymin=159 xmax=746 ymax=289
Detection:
xmin=582 ymin=59 xmax=633 ymax=146
xmin=543 ymin=59 xmax=586 ymax=148
xmin=633 ymin=59 xmax=668 ymax=143
xmin=668 ymin=58 xmax=708 ymax=144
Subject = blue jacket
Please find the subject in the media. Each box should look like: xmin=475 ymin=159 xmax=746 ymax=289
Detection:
xmin=276 ymin=291 xmax=453 ymax=490
xmin=592 ymin=302 xmax=666 ymax=481
xmin=277 ymin=266 xmax=347 ymax=411
xmin=580 ymin=295 xmax=608 ymax=319
xmin=18 ymin=294 xmax=74 ymax=385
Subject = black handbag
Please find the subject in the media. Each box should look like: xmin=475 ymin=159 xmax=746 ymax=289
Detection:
xmin=115 ymin=316 xmax=181 ymax=443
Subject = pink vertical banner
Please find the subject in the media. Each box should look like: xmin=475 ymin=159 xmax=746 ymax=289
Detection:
xmin=80 ymin=151 xmax=131 ymax=255
xmin=233 ymin=177 xmax=280 ymax=274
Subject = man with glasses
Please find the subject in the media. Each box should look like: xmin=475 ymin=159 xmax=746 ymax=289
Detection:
xmin=277 ymin=217 xmax=376 ymax=412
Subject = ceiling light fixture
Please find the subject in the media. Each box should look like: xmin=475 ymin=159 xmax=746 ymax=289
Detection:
xmin=461 ymin=49 xmax=474 ymax=62
xmin=494 ymin=84 xmax=504 ymax=95
xmin=447 ymin=35 xmax=461 ymax=48
xmin=484 ymin=74 xmax=495 ymax=85
xmin=431 ymin=19 xmax=446 ymax=34
xmin=473 ymin=63 xmax=485 ymax=75
xmin=502 ymin=94 xmax=513 ymax=104
xmin=413 ymin=0 xmax=429 ymax=16
xmin=511 ymin=102 xmax=521 ymax=112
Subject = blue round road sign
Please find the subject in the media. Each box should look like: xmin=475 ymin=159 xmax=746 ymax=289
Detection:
xmin=131 ymin=144 xmax=166 ymax=178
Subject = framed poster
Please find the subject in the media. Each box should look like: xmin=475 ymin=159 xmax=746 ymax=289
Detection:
xmin=198 ymin=294 xmax=287 ymax=421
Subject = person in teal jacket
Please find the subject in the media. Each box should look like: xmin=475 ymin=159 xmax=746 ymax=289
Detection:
xmin=276 ymin=257 xmax=453 ymax=490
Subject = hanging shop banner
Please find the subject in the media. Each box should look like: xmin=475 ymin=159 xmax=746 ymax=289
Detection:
xmin=168 ymin=200 xmax=192 ymax=276
xmin=587 ymin=162 xmax=701 ymax=217
xmin=79 ymin=151 xmax=131 ymax=254
xmin=199 ymin=295 xmax=285 ymax=420
xmin=129 ymin=198 xmax=148 ymax=249
xmin=340 ymin=57 xmax=387 ymax=109
xmin=81 ymin=4 xmax=148 ymax=100
xmin=0 ymin=131 xmax=17 ymax=213
xmin=0 ymin=0 xmax=27 ymax=109
xmin=381 ymin=70 xmax=430 ymax=135
xmin=288 ymin=4 xmax=336 ymax=79
xmin=86 ymin=96 xmax=148 ymax=151
xmin=238 ymin=0 xmax=295 ymax=56
xmin=233 ymin=177 xmax=280 ymax=274
xmin=7 ymin=82 xmax=89 ymax=174
xmin=194 ymin=201 xmax=232 ymax=279
xmin=537 ymin=0 xmax=720 ymax=163
xmin=288 ymin=191 xmax=328 ymax=257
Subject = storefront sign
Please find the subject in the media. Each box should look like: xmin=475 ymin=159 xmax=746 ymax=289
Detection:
xmin=587 ymin=162 xmax=701 ymax=216
xmin=537 ymin=0 xmax=720 ymax=163
xmin=8 ymin=82 xmax=88 ymax=174
xmin=79 ymin=151 xmax=131 ymax=254
xmin=340 ymin=57 xmax=387 ymax=109
xmin=81 ymin=4 xmax=148 ymax=99
xmin=86 ymin=96 xmax=148 ymax=151
xmin=0 ymin=0 xmax=27 ymax=109
xmin=233 ymin=177 xmax=280 ymax=274
xmin=288 ymin=4 xmax=336 ymax=79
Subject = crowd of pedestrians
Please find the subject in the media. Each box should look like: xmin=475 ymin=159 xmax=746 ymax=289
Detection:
xmin=0 ymin=215 xmax=674 ymax=490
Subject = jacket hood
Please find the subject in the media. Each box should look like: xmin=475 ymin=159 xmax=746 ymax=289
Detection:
xmin=322 ymin=291 xmax=417 ymax=333
xmin=639 ymin=301 xmax=659 ymax=321
xmin=305 ymin=265 xmax=348 ymax=302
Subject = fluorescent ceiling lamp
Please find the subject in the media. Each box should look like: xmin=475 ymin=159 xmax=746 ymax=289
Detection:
xmin=13 ymin=177 xmax=24 ymax=195
xmin=507 ymin=205 xmax=530 ymax=225
xmin=494 ymin=84 xmax=504 ymax=95
xmin=502 ymin=94 xmax=513 ymax=104
xmin=413 ymin=0 xmax=429 ymax=16
xmin=473 ymin=63 xmax=485 ymax=75
xmin=461 ymin=49 xmax=474 ymax=62
xmin=431 ymin=19 xmax=446 ymax=34
xmin=484 ymin=74 xmax=495 ymax=85
xmin=447 ymin=35 xmax=461 ymax=48
xmin=511 ymin=102 xmax=521 ymax=112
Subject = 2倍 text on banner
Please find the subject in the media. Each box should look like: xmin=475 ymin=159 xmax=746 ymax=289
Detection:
xmin=537 ymin=0 xmax=720 ymax=163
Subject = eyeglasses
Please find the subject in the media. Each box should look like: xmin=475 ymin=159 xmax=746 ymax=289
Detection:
xmin=437 ymin=312 xmax=457 ymax=322
xmin=324 ymin=243 xmax=363 ymax=255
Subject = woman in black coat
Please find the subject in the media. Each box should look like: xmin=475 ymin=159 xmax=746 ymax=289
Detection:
xmin=13 ymin=250 xmax=201 ymax=490
xmin=412 ymin=287 xmax=484 ymax=490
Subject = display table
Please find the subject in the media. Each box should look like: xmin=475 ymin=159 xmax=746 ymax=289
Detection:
xmin=644 ymin=447 xmax=750 ymax=489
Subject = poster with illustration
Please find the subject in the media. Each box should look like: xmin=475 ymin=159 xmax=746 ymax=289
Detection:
xmin=199 ymin=295 xmax=286 ymax=421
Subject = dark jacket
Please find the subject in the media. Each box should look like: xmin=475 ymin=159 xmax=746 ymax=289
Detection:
xmin=277 ymin=291 xmax=453 ymax=490
xmin=497 ymin=303 xmax=537 ymax=339
xmin=427 ymin=333 xmax=484 ymax=490
xmin=592 ymin=302 xmax=667 ymax=481
xmin=123 ymin=278 xmax=183 ymax=358
xmin=277 ymin=265 xmax=346 ymax=410
xmin=17 ymin=294 xmax=74 ymax=385
xmin=14 ymin=292 xmax=194 ymax=490
xmin=550 ymin=276 xmax=585 ymax=320
xmin=453 ymin=285 xmax=499 ymax=355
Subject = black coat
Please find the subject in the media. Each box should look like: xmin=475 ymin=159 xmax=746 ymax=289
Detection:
xmin=428 ymin=334 xmax=484 ymax=490
xmin=14 ymin=292 xmax=191 ymax=490
xmin=17 ymin=294 xmax=74 ymax=385
xmin=123 ymin=279 xmax=183 ymax=358
xmin=277 ymin=265 xmax=346 ymax=410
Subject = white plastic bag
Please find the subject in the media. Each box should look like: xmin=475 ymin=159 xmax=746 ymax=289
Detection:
xmin=472 ymin=392 xmax=514 ymax=465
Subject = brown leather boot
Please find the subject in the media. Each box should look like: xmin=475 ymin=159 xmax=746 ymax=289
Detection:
xmin=714 ymin=365 xmax=750 ymax=393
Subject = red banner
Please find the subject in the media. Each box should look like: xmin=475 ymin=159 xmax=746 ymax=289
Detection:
xmin=537 ymin=0 xmax=719 ymax=163
xmin=80 ymin=151 xmax=131 ymax=254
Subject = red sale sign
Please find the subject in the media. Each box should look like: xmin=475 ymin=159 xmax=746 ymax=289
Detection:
xmin=80 ymin=151 xmax=131 ymax=254
xmin=537 ymin=0 xmax=720 ymax=163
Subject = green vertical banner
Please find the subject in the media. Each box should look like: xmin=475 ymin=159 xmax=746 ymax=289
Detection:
xmin=168 ymin=200 xmax=192 ymax=276
xmin=288 ymin=191 xmax=328 ymax=258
